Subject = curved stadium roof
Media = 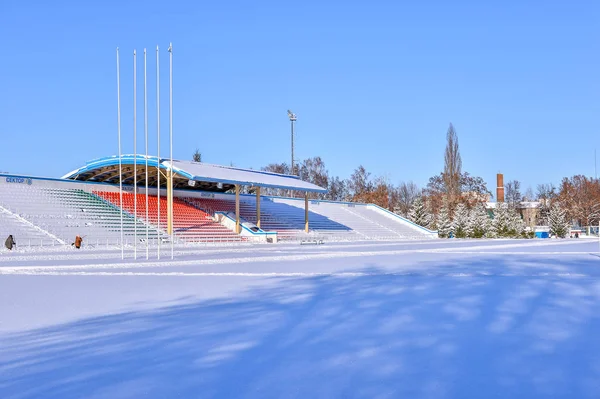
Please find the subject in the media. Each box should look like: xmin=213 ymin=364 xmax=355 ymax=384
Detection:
xmin=62 ymin=155 xmax=327 ymax=193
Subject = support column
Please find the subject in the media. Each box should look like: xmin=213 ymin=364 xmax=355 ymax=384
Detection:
xmin=304 ymin=192 xmax=309 ymax=233
xmin=256 ymin=187 xmax=261 ymax=229
xmin=235 ymin=184 xmax=241 ymax=234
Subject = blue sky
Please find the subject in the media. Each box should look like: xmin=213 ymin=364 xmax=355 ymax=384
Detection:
xmin=0 ymin=0 xmax=598 ymax=194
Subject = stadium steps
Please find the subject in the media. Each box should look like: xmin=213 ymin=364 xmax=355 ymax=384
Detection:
xmin=0 ymin=205 xmax=62 ymax=247
xmin=183 ymin=196 xmax=349 ymax=241
xmin=95 ymin=192 xmax=244 ymax=243
xmin=0 ymin=185 xmax=161 ymax=245
xmin=273 ymin=199 xmax=434 ymax=240
xmin=183 ymin=197 xmax=309 ymax=240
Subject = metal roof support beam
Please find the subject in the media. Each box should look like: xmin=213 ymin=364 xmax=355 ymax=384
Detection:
xmin=235 ymin=184 xmax=241 ymax=234
xmin=305 ymin=192 xmax=309 ymax=233
xmin=256 ymin=187 xmax=261 ymax=230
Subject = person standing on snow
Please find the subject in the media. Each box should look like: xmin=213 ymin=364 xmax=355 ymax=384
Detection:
xmin=72 ymin=235 xmax=83 ymax=249
xmin=5 ymin=235 xmax=16 ymax=250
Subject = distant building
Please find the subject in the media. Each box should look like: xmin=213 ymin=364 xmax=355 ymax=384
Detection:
xmin=486 ymin=201 xmax=540 ymax=228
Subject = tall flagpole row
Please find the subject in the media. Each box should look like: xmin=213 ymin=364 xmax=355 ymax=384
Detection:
xmin=156 ymin=46 xmax=161 ymax=260
xmin=133 ymin=50 xmax=137 ymax=260
xmin=169 ymin=43 xmax=174 ymax=260
xmin=144 ymin=49 xmax=149 ymax=260
xmin=116 ymin=48 xmax=124 ymax=260
xmin=116 ymin=44 xmax=172 ymax=261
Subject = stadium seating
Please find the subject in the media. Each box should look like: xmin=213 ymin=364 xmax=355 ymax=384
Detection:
xmin=183 ymin=196 xmax=311 ymax=240
xmin=0 ymin=207 xmax=56 ymax=247
xmin=0 ymin=184 xmax=161 ymax=247
xmin=0 ymin=176 xmax=434 ymax=247
xmin=182 ymin=195 xmax=433 ymax=241
xmin=290 ymin=200 xmax=431 ymax=239
xmin=94 ymin=192 xmax=244 ymax=243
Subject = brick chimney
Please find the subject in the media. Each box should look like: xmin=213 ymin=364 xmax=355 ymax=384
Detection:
xmin=496 ymin=173 xmax=504 ymax=202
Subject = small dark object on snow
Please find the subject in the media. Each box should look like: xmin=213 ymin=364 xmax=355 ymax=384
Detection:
xmin=575 ymin=232 xmax=579 ymax=238
xmin=5 ymin=235 xmax=15 ymax=250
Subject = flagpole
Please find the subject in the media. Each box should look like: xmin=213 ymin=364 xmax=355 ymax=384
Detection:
xmin=156 ymin=45 xmax=161 ymax=260
xmin=116 ymin=48 xmax=124 ymax=260
xmin=133 ymin=49 xmax=137 ymax=260
xmin=169 ymin=42 xmax=174 ymax=260
xmin=144 ymin=48 xmax=149 ymax=260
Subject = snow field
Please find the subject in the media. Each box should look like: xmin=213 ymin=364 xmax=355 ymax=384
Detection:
xmin=1 ymin=239 xmax=600 ymax=398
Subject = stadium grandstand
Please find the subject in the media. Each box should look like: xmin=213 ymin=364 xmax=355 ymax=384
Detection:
xmin=0 ymin=155 xmax=436 ymax=247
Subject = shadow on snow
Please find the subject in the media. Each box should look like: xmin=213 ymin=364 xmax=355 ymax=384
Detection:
xmin=2 ymin=255 xmax=600 ymax=398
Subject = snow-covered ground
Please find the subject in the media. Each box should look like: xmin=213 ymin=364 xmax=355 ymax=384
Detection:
xmin=1 ymin=239 xmax=600 ymax=398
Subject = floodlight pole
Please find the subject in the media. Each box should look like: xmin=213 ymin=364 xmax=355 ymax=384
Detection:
xmin=288 ymin=110 xmax=296 ymax=175
xmin=133 ymin=49 xmax=137 ymax=260
xmin=288 ymin=110 xmax=297 ymax=198
xmin=116 ymin=48 xmax=124 ymax=260
xmin=144 ymin=48 xmax=149 ymax=260
xmin=169 ymin=42 xmax=174 ymax=260
xmin=156 ymin=45 xmax=161 ymax=260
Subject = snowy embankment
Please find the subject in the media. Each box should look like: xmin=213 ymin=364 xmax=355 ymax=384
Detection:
xmin=1 ymin=239 xmax=600 ymax=398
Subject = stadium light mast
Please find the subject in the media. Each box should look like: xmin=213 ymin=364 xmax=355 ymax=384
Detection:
xmin=287 ymin=110 xmax=296 ymax=176
xmin=287 ymin=110 xmax=297 ymax=198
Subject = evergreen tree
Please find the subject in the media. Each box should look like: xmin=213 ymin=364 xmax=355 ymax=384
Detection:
xmin=510 ymin=209 xmax=526 ymax=237
xmin=452 ymin=203 xmax=471 ymax=238
xmin=493 ymin=203 xmax=525 ymax=237
xmin=469 ymin=202 xmax=490 ymax=238
xmin=549 ymin=203 xmax=570 ymax=238
xmin=437 ymin=204 xmax=452 ymax=238
xmin=485 ymin=222 xmax=497 ymax=238
xmin=493 ymin=203 xmax=513 ymax=237
xmin=192 ymin=149 xmax=202 ymax=163
xmin=408 ymin=197 xmax=433 ymax=228
xmin=443 ymin=123 xmax=462 ymax=202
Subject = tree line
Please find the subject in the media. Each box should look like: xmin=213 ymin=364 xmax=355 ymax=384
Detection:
xmin=193 ymin=123 xmax=591 ymax=238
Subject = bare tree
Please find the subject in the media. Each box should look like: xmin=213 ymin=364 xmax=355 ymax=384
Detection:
xmin=443 ymin=123 xmax=462 ymax=202
xmin=536 ymin=183 xmax=556 ymax=201
xmin=327 ymin=176 xmax=349 ymax=202
xmin=557 ymin=175 xmax=600 ymax=227
xmin=524 ymin=186 xmax=534 ymax=201
xmin=349 ymin=165 xmax=372 ymax=202
xmin=505 ymin=180 xmax=522 ymax=209
xmin=536 ymin=183 xmax=557 ymax=225
xmin=394 ymin=181 xmax=419 ymax=216
xmin=299 ymin=157 xmax=329 ymax=199
xmin=365 ymin=176 xmax=390 ymax=209
xmin=261 ymin=162 xmax=290 ymax=197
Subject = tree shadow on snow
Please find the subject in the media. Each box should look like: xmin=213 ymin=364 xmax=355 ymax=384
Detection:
xmin=2 ymin=255 xmax=600 ymax=398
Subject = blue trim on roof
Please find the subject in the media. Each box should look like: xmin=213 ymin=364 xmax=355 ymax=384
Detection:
xmin=62 ymin=155 xmax=327 ymax=193
xmin=0 ymin=173 xmax=119 ymax=187
xmin=62 ymin=155 xmax=168 ymax=179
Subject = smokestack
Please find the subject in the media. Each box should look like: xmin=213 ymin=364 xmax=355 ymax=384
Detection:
xmin=496 ymin=173 xmax=504 ymax=202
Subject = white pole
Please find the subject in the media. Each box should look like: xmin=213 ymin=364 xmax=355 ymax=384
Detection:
xmin=133 ymin=49 xmax=137 ymax=260
xmin=156 ymin=45 xmax=161 ymax=260
xmin=169 ymin=42 xmax=174 ymax=260
xmin=117 ymin=48 xmax=124 ymax=260
xmin=144 ymin=48 xmax=149 ymax=260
